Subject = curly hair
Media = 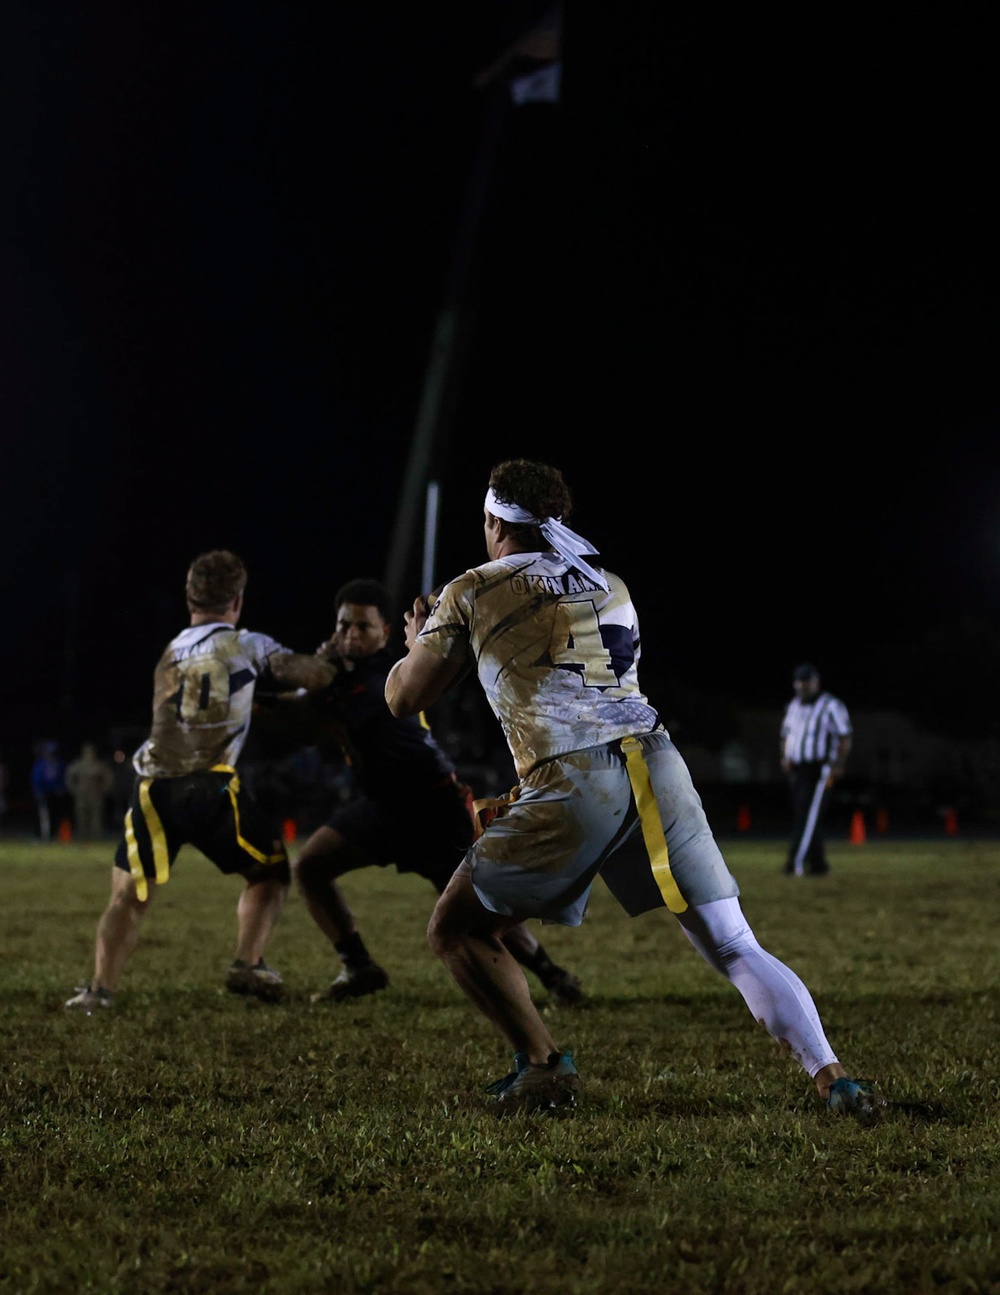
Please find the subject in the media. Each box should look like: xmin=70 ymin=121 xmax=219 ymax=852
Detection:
xmin=185 ymin=550 xmax=247 ymax=614
xmin=335 ymin=577 xmax=393 ymax=624
xmin=487 ymin=459 xmax=573 ymax=548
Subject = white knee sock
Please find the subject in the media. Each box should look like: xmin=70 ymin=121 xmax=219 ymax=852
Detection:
xmin=677 ymin=896 xmax=839 ymax=1078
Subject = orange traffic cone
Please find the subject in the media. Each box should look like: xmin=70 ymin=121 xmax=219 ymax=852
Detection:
xmin=849 ymin=810 xmax=866 ymax=845
xmin=736 ymin=804 xmax=751 ymax=832
xmin=58 ymin=817 xmax=73 ymax=843
xmin=282 ymin=817 xmax=297 ymax=843
xmin=875 ymin=806 xmax=889 ymax=835
xmin=944 ymin=807 xmax=958 ymax=836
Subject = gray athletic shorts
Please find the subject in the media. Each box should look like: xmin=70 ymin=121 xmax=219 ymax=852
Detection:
xmin=461 ymin=729 xmax=738 ymax=926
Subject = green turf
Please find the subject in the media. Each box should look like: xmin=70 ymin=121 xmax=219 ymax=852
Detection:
xmin=2 ymin=837 xmax=998 ymax=1294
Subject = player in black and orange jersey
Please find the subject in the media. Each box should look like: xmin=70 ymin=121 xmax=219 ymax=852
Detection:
xmin=289 ymin=577 xmax=584 ymax=1007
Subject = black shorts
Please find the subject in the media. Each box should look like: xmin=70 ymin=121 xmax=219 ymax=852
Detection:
xmin=326 ymin=778 xmax=475 ymax=891
xmin=114 ymin=768 xmax=290 ymax=899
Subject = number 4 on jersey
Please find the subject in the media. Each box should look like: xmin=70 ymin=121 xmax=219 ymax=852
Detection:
xmin=550 ymin=601 xmax=632 ymax=687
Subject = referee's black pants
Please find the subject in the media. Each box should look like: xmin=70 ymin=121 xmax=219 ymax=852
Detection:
xmin=784 ymin=760 xmax=832 ymax=875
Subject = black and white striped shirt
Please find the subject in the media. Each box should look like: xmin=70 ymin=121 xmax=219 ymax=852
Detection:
xmin=780 ymin=692 xmax=852 ymax=765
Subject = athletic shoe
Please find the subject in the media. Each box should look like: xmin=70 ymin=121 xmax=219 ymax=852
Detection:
xmin=225 ymin=958 xmax=284 ymax=1002
xmin=314 ymin=962 xmax=389 ymax=1003
xmin=826 ymin=1076 xmax=885 ymax=1119
xmin=485 ymin=1049 xmax=581 ymax=1114
xmin=64 ymin=985 xmax=113 ymax=1013
xmin=540 ymin=966 xmax=585 ymax=1007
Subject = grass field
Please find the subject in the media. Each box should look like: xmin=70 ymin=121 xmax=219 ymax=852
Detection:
xmin=2 ymin=836 xmax=999 ymax=1294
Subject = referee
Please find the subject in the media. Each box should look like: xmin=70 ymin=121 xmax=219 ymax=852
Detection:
xmin=779 ymin=663 xmax=853 ymax=876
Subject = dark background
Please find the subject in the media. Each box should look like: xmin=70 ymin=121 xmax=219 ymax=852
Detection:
xmin=3 ymin=4 xmax=999 ymax=801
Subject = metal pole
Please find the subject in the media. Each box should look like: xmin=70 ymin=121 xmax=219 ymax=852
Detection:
xmin=383 ymin=86 xmax=509 ymax=609
xmin=422 ymin=479 xmax=440 ymax=595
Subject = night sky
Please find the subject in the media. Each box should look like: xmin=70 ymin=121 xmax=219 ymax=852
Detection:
xmin=4 ymin=4 xmax=999 ymax=782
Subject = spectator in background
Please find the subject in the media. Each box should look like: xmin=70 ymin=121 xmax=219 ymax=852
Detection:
xmin=65 ymin=742 xmax=115 ymax=841
xmin=31 ymin=740 xmax=67 ymax=841
xmin=780 ymin=663 xmax=853 ymax=877
xmin=109 ymin=748 xmax=137 ymax=826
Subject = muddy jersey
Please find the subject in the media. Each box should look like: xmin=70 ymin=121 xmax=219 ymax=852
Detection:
xmin=417 ymin=553 xmax=661 ymax=777
xmin=133 ymin=624 xmax=295 ymax=778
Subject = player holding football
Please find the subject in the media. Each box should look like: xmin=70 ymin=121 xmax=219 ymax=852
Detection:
xmin=65 ymin=549 xmax=336 ymax=1011
xmin=279 ymin=577 xmax=584 ymax=1007
xmin=385 ymin=458 xmax=884 ymax=1118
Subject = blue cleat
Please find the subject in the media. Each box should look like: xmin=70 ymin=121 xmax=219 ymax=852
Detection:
xmin=486 ymin=1049 xmax=581 ymax=1114
xmin=826 ymin=1077 xmax=885 ymax=1120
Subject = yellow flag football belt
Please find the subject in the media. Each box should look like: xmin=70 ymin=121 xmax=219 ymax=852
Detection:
xmin=620 ymin=736 xmax=687 ymax=914
xmin=124 ymin=765 xmax=283 ymax=901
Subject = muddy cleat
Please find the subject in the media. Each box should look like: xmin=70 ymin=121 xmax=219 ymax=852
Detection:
xmin=485 ymin=1049 xmax=581 ymax=1114
xmin=314 ymin=962 xmax=389 ymax=1003
xmin=826 ymin=1077 xmax=885 ymax=1120
xmin=64 ymin=985 xmax=113 ymax=1013
xmin=540 ymin=966 xmax=585 ymax=1007
xmin=225 ymin=958 xmax=284 ymax=1002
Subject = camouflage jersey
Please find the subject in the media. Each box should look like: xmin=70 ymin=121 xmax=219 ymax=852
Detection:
xmin=417 ymin=553 xmax=662 ymax=779
xmin=133 ymin=623 xmax=302 ymax=778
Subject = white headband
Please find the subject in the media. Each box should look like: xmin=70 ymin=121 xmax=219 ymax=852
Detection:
xmin=485 ymin=487 xmax=610 ymax=591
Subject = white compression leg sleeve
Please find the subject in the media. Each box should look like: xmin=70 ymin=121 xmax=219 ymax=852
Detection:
xmin=676 ymin=896 xmax=839 ymax=1078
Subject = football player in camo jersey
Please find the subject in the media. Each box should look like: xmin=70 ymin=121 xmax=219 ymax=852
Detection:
xmin=385 ymin=458 xmax=883 ymax=1119
xmin=65 ymin=549 xmax=336 ymax=1012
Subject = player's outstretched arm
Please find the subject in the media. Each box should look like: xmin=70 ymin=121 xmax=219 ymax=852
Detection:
xmin=268 ymin=653 xmax=337 ymax=693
